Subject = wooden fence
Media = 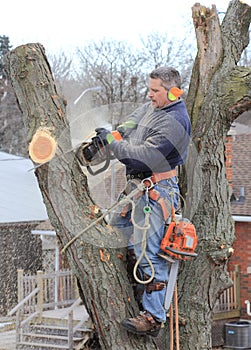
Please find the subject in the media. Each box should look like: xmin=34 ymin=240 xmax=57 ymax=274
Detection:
xmin=213 ymin=265 xmax=241 ymax=320
xmin=17 ymin=269 xmax=78 ymax=314
xmin=17 ymin=266 xmax=239 ymax=320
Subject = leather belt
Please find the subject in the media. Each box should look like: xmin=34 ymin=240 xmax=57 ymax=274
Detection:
xmin=151 ymin=169 xmax=177 ymax=183
xmin=127 ymin=169 xmax=177 ymax=182
xmin=126 ymin=172 xmax=152 ymax=180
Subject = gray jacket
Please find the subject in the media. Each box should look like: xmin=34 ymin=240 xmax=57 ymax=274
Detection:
xmin=109 ymin=100 xmax=191 ymax=175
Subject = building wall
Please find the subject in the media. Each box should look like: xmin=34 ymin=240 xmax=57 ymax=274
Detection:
xmin=225 ymin=134 xmax=233 ymax=188
xmin=0 ymin=222 xmax=42 ymax=316
xmin=228 ymin=221 xmax=251 ymax=319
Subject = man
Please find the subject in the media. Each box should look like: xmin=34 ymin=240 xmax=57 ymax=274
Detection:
xmin=95 ymin=66 xmax=191 ymax=337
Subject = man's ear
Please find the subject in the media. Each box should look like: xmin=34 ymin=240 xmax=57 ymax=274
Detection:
xmin=168 ymin=87 xmax=184 ymax=101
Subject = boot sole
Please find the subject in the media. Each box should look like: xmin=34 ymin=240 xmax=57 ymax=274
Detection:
xmin=121 ymin=322 xmax=160 ymax=337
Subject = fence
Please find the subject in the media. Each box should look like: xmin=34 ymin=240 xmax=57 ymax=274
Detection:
xmin=10 ymin=270 xmax=86 ymax=349
xmin=17 ymin=269 xmax=78 ymax=314
xmin=17 ymin=266 xmax=239 ymax=320
xmin=213 ymin=265 xmax=241 ymax=320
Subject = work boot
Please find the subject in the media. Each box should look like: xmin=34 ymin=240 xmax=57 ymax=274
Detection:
xmin=121 ymin=311 xmax=162 ymax=337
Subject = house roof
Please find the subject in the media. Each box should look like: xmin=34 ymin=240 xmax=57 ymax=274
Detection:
xmin=0 ymin=151 xmax=48 ymax=223
xmin=231 ymin=122 xmax=251 ymax=217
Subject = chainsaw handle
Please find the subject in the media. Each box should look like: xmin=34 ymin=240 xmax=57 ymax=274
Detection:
xmin=85 ymin=136 xmax=112 ymax=176
xmin=86 ymin=147 xmax=111 ymax=176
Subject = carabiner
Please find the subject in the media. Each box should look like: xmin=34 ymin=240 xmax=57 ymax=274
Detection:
xmin=141 ymin=177 xmax=155 ymax=190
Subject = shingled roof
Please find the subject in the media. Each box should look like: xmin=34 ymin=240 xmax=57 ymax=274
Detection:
xmin=230 ymin=119 xmax=251 ymax=217
xmin=231 ymin=132 xmax=251 ymax=216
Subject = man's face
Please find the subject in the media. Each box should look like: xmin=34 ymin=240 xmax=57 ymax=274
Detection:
xmin=148 ymin=78 xmax=170 ymax=108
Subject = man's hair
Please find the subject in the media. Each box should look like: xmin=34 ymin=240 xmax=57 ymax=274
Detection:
xmin=149 ymin=66 xmax=182 ymax=89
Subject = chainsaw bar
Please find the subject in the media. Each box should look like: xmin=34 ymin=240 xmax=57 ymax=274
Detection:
xmin=164 ymin=259 xmax=179 ymax=311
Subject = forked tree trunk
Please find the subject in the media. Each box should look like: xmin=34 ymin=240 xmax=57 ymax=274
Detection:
xmin=177 ymin=1 xmax=251 ymax=349
xmin=4 ymin=1 xmax=251 ymax=349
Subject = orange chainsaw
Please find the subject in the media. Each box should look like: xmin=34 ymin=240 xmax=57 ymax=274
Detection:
xmin=160 ymin=219 xmax=198 ymax=261
xmin=159 ymin=215 xmax=198 ymax=310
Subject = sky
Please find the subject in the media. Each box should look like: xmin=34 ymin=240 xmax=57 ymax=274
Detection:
xmin=1 ymin=0 xmax=232 ymax=56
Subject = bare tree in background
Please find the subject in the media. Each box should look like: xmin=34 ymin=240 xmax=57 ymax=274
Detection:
xmin=76 ymin=39 xmax=147 ymax=106
xmin=0 ymin=32 xmax=194 ymax=156
xmin=139 ymin=32 xmax=194 ymax=88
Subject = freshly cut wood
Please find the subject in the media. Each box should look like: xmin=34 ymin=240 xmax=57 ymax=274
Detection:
xmin=29 ymin=128 xmax=57 ymax=163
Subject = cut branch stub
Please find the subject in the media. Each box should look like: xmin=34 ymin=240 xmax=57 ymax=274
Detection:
xmin=29 ymin=128 xmax=57 ymax=163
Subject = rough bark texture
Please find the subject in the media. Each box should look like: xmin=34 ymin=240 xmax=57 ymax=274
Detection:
xmin=178 ymin=1 xmax=251 ymax=349
xmin=4 ymin=44 xmax=158 ymax=349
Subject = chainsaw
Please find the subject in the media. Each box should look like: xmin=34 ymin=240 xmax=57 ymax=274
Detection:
xmin=75 ymin=130 xmax=122 ymax=176
xmin=159 ymin=217 xmax=198 ymax=310
xmin=160 ymin=219 xmax=198 ymax=261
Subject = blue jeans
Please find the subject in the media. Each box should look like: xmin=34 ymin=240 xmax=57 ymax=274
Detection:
xmin=109 ymin=177 xmax=179 ymax=322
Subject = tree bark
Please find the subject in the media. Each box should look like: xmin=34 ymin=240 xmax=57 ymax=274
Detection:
xmin=178 ymin=1 xmax=251 ymax=349
xmin=4 ymin=44 xmax=158 ymax=349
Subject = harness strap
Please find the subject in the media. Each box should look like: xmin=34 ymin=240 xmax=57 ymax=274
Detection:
xmin=142 ymin=174 xmax=177 ymax=222
xmin=145 ymin=281 xmax=166 ymax=293
xmin=143 ymin=273 xmax=166 ymax=293
xmin=148 ymin=188 xmax=170 ymax=221
xmin=151 ymin=169 xmax=177 ymax=183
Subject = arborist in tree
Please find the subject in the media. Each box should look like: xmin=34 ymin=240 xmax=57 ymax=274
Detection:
xmin=94 ymin=66 xmax=191 ymax=337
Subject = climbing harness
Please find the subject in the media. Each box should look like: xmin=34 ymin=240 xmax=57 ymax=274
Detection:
xmin=127 ymin=175 xmax=196 ymax=350
xmin=127 ymin=174 xmax=198 ymax=311
xmin=62 ymin=171 xmax=198 ymax=315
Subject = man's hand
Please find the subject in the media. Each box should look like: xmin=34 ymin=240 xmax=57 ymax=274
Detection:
xmin=95 ymin=128 xmax=114 ymax=144
xmin=116 ymin=120 xmax=136 ymax=137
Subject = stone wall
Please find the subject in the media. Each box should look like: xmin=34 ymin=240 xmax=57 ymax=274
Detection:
xmin=0 ymin=222 xmax=42 ymax=315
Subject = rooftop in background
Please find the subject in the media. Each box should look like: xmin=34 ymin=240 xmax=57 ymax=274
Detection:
xmin=0 ymin=151 xmax=48 ymax=224
xmin=230 ymin=111 xmax=251 ymax=217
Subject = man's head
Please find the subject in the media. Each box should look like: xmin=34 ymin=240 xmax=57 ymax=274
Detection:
xmin=148 ymin=67 xmax=183 ymax=108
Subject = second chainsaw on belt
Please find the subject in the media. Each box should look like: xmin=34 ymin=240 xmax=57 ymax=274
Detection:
xmin=159 ymin=216 xmax=198 ymax=310
xmin=160 ymin=218 xmax=198 ymax=260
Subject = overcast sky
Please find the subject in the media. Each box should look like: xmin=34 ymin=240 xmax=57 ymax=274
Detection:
xmin=1 ymin=0 xmax=231 ymax=55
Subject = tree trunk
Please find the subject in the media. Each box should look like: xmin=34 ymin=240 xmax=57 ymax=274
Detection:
xmin=4 ymin=44 xmax=158 ymax=349
xmin=178 ymin=1 xmax=251 ymax=349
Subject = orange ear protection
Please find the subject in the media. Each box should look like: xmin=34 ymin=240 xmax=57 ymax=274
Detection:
xmin=168 ymin=87 xmax=184 ymax=101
